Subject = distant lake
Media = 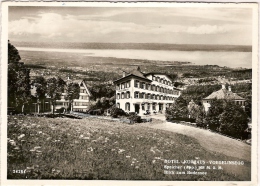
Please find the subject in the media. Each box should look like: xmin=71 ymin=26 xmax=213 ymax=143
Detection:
xmin=17 ymin=47 xmax=252 ymax=68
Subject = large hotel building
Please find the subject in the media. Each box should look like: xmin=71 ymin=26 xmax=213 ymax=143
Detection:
xmin=114 ymin=67 xmax=181 ymax=115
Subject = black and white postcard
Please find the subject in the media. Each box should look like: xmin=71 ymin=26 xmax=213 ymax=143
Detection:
xmin=1 ymin=2 xmax=259 ymax=186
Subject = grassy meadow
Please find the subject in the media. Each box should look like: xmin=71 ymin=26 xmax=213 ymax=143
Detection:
xmin=7 ymin=115 xmax=250 ymax=180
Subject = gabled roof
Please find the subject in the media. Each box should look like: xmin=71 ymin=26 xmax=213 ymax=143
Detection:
xmin=203 ymin=88 xmax=245 ymax=100
xmin=66 ymin=79 xmax=92 ymax=97
xmin=114 ymin=68 xmax=152 ymax=83
xmin=129 ymin=69 xmax=147 ymax=79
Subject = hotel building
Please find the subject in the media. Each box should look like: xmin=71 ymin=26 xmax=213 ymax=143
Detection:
xmin=114 ymin=67 xmax=181 ymax=115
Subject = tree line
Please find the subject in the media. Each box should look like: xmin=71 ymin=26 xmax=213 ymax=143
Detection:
xmin=8 ymin=41 xmax=80 ymax=114
xmin=166 ymin=98 xmax=249 ymax=139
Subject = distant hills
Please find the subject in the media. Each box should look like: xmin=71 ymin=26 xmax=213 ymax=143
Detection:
xmin=12 ymin=41 xmax=252 ymax=52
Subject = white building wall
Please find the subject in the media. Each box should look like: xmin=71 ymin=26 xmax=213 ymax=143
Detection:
xmin=115 ymin=75 xmax=180 ymax=115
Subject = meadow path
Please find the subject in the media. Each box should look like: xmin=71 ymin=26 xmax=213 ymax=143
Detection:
xmin=143 ymin=114 xmax=251 ymax=162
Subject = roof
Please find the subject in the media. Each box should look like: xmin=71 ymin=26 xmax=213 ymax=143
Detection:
xmin=203 ymin=88 xmax=245 ymax=100
xmin=114 ymin=67 xmax=178 ymax=84
xmin=66 ymin=79 xmax=83 ymax=85
xmin=65 ymin=79 xmax=92 ymax=97
xmin=113 ymin=68 xmax=152 ymax=83
xmin=144 ymin=72 xmax=172 ymax=80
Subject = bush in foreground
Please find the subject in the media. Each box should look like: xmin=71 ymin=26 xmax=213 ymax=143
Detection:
xmin=110 ymin=105 xmax=126 ymax=118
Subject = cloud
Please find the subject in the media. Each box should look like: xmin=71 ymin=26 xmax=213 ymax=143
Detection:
xmin=8 ymin=11 xmax=251 ymax=45
xmin=9 ymin=12 xmax=233 ymax=37
xmin=186 ymin=25 xmax=228 ymax=34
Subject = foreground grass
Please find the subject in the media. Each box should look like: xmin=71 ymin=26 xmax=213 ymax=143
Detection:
xmin=7 ymin=115 xmax=250 ymax=180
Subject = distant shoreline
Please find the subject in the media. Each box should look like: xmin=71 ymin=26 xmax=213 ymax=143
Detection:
xmin=17 ymin=47 xmax=252 ymax=69
xmin=12 ymin=41 xmax=252 ymax=52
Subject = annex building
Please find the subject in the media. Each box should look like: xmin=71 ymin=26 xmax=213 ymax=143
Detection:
xmin=56 ymin=79 xmax=92 ymax=112
xmin=114 ymin=67 xmax=181 ymax=115
xmin=202 ymin=85 xmax=246 ymax=112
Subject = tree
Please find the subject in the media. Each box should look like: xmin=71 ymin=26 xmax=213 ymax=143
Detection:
xmin=8 ymin=41 xmax=31 ymax=112
xmin=46 ymin=77 xmax=66 ymax=114
xmin=32 ymin=76 xmax=47 ymax=113
xmin=219 ymin=101 xmax=249 ymax=139
xmin=204 ymin=99 xmax=225 ymax=131
xmin=196 ymin=105 xmax=207 ymax=128
xmin=187 ymin=99 xmax=200 ymax=119
xmin=88 ymin=83 xmax=115 ymax=100
xmin=8 ymin=40 xmax=21 ymax=64
xmin=65 ymin=82 xmax=80 ymax=111
xmin=165 ymin=96 xmax=188 ymax=120
xmin=33 ymin=76 xmax=47 ymax=100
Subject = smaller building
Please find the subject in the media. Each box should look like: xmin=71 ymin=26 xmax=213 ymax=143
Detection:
xmin=202 ymin=85 xmax=246 ymax=112
xmin=30 ymin=85 xmax=51 ymax=113
xmin=56 ymin=79 xmax=92 ymax=112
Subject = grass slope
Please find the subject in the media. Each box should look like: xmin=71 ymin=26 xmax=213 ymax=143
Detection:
xmin=7 ymin=116 xmax=250 ymax=180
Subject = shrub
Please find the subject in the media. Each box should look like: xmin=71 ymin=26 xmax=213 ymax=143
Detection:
xmin=110 ymin=105 xmax=126 ymax=118
xmin=127 ymin=114 xmax=142 ymax=123
xmin=219 ymin=102 xmax=249 ymax=139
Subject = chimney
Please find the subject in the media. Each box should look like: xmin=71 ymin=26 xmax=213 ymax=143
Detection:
xmin=123 ymin=71 xmax=126 ymax=77
xmin=228 ymin=86 xmax=231 ymax=91
xmin=222 ymin=84 xmax=226 ymax=89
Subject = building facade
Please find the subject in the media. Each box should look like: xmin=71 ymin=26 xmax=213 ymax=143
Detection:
xmin=202 ymin=85 xmax=246 ymax=112
xmin=56 ymin=80 xmax=92 ymax=112
xmin=114 ymin=68 xmax=181 ymax=115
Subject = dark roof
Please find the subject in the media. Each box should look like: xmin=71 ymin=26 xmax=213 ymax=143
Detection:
xmin=113 ymin=68 xmax=152 ymax=83
xmin=203 ymin=88 xmax=245 ymax=100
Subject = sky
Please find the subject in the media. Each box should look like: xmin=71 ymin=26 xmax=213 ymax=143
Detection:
xmin=8 ymin=6 xmax=253 ymax=45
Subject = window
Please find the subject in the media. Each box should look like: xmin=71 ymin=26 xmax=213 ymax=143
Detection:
xmin=160 ymin=87 xmax=163 ymax=92
xmin=147 ymin=84 xmax=151 ymax=90
xmin=134 ymin=92 xmax=139 ymax=98
xmin=116 ymin=103 xmax=120 ymax=108
xmin=140 ymin=92 xmax=144 ymax=99
xmin=125 ymin=103 xmax=130 ymax=111
xmin=147 ymin=103 xmax=150 ymax=110
xmin=143 ymin=83 xmax=146 ymax=89
xmin=153 ymin=104 xmax=156 ymax=110
xmin=117 ymin=93 xmax=120 ymax=99
xmin=156 ymin=86 xmax=160 ymax=92
xmin=147 ymin=94 xmax=151 ymax=99
xmin=116 ymin=84 xmax=120 ymax=90
xmin=142 ymin=104 xmax=145 ymax=111
xmin=126 ymin=92 xmax=130 ymax=99
xmin=134 ymin=80 xmax=139 ymax=88
xmin=126 ymin=81 xmax=130 ymax=88
xmin=121 ymin=83 xmax=125 ymax=89
xmin=140 ymin=82 xmax=144 ymax=89
xmin=121 ymin=92 xmax=125 ymax=99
